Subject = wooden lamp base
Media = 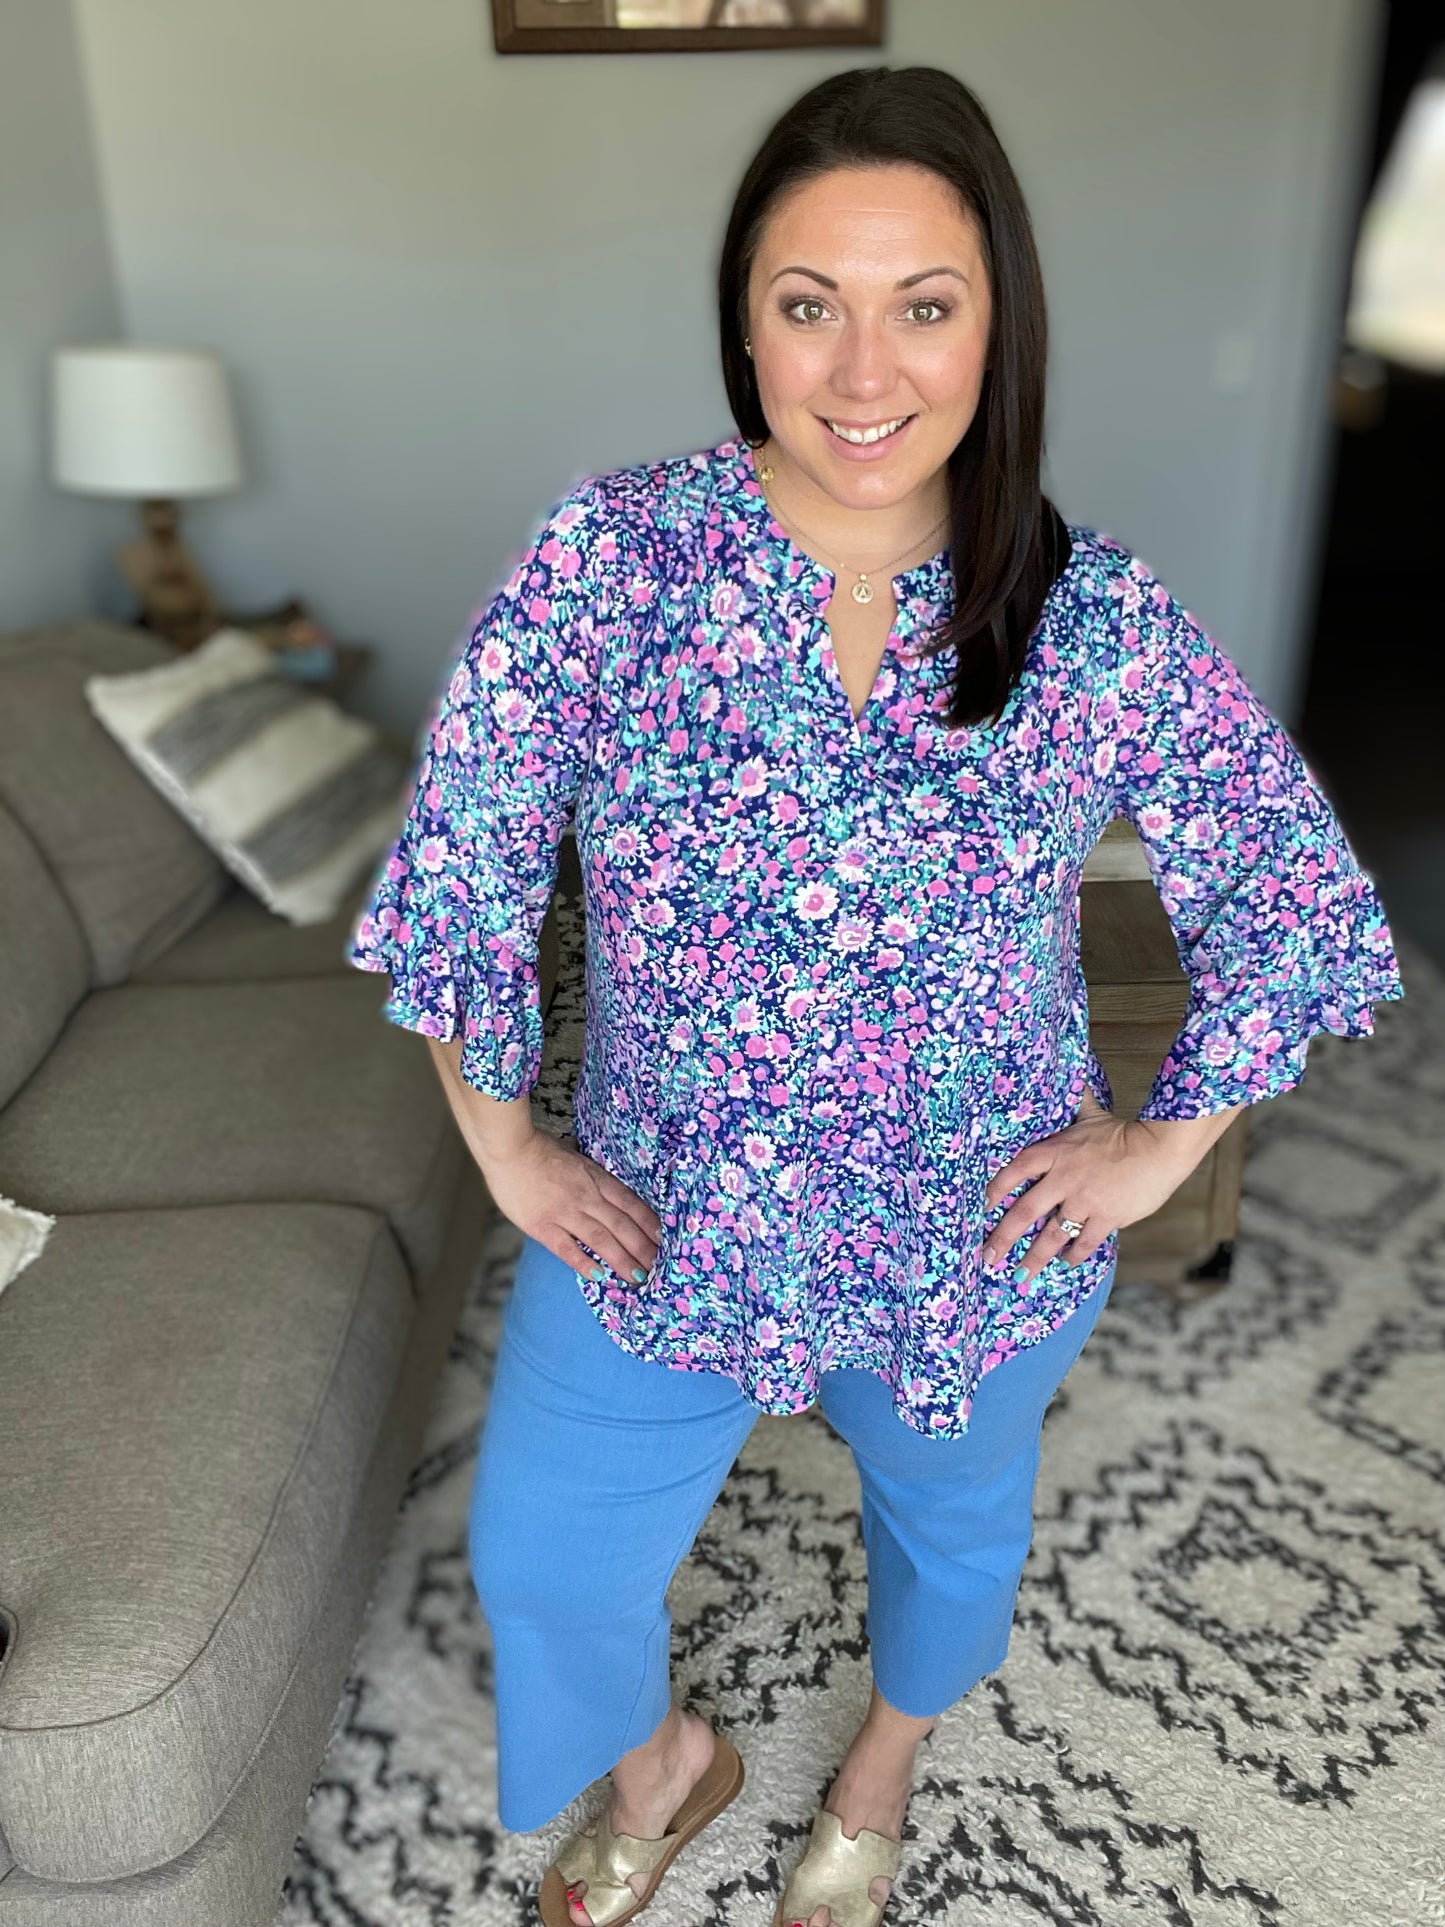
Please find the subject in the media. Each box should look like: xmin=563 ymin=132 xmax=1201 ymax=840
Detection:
xmin=116 ymin=496 xmax=225 ymax=653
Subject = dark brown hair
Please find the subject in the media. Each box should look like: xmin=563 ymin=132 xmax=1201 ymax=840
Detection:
xmin=718 ymin=65 xmax=1072 ymax=729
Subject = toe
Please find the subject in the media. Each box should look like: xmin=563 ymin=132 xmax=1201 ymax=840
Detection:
xmin=868 ymin=1875 xmax=893 ymax=1908
xmin=565 ymin=1879 xmax=592 ymax=1925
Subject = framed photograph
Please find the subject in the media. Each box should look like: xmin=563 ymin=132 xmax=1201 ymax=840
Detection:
xmin=492 ymin=0 xmax=884 ymax=55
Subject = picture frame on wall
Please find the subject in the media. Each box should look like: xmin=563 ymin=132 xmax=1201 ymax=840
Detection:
xmin=491 ymin=0 xmax=884 ymax=55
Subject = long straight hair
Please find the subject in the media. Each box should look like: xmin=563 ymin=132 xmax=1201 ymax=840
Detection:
xmin=718 ymin=66 xmax=1072 ymax=730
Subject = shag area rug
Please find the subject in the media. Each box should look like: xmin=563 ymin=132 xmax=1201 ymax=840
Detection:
xmin=279 ymin=880 xmax=1445 ymax=1927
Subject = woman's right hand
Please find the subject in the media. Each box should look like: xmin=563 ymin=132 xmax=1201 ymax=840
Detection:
xmin=478 ymin=1127 xmax=664 ymax=1284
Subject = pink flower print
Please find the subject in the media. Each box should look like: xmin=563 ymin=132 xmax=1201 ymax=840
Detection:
xmin=783 ymin=988 xmax=814 ymax=1021
xmin=527 ymin=598 xmax=552 ymax=626
xmin=743 ymin=1133 xmax=777 ymax=1170
xmin=474 ymin=635 xmax=512 ymax=682
xmin=833 ymin=919 xmax=873 ymax=953
xmin=908 ymin=790 xmax=949 ymax=821
xmin=876 ymin=946 xmax=905 ymax=969
xmin=1182 ymin=812 xmax=1217 ymax=850
xmin=733 ymin=996 xmax=762 ymax=1031
xmin=699 ymin=685 xmax=722 ymax=721
xmin=736 ymin=757 xmax=770 ymax=799
xmin=596 ymin=531 xmax=618 ymax=563
xmin=880 ymin=912 xmax=918 ymax=943
xmin=418 ymin=835 xmax=449 ymax=874
xmin=710 ymin=582 xmax=742 ymax=621
xmin=834 ymin=846 xmax=869 ymax=884
xmin=641 ymin=898 xmax=676 ymax=929
xmin=771 ymin=792 xmax=801 ymax=828
xmin=492 ymin=688 xmax=535 ymax=732
xmin=793 ymin=878 xmax=838 ymax=920
xmin=756 ymin=1317 xmax=782 ymax=1349
xmin=1136 ymin=804 xmax=1173 ymax=840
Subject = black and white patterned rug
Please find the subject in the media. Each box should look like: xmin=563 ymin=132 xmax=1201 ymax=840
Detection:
xmin=279 ymin=881 xmax=1445 ymax=1927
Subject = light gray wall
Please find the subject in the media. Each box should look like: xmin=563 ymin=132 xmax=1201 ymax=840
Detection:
xmin=69 ymin=0 xmax=1382 ymax=729
xmin=0 ymin=0 xmax=129 ymax=627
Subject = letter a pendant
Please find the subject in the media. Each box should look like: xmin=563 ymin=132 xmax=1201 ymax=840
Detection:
xmin=851 ymin=575 xmax=874 ymax=604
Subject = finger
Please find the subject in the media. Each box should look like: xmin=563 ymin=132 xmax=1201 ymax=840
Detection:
xmin=982 ymin=1180 xmax=1066 ymax=1268
xmin=1061 ymin=1223 xmax=1110 ymax=1267
xmin=1008 ymin=1213 xmax=1081 ymax=1286
xmin=566 ymin=1200 xmax=661 ymax=1284
xmin=984 ymin=1143 xmax=1055 ymax=1210
xmin=590 ymin=1164 xmax=664 ymax=1242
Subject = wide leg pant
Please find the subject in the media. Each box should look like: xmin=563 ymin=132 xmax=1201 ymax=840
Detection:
xmin=470 ymin=1232 xmax=1115 ymax=1833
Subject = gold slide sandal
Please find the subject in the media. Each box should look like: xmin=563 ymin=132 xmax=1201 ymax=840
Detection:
xmin=772 ymin=1806 xmax=904 ymax=1927
xmin=537 ymin=1729 xmax=745 ymax=1927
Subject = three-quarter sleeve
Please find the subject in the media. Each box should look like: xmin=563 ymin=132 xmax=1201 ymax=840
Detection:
xmin=1108 ymin=558 xmax=1404 ymax=1121
xmin=347 ymin=479 xmax=626 ymax=1098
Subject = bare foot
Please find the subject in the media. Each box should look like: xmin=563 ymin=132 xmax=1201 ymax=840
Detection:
xmin=564 ymin=1706 xmax=717 ymax=1927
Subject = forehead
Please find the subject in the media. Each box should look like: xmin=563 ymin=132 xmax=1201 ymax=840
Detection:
xmin=755 ymin=164 xmax=979 ymax=265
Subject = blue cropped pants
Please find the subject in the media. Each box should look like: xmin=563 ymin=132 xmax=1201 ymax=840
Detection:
xmin=469 ymin=1232 xmax=1114 ymax=1833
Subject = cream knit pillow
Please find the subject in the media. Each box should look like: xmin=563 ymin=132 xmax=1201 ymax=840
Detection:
xmin=0 ymin=1194 xmax=54 ymax=1301
xmin=85 ymin=628 xmax=408 ymax=926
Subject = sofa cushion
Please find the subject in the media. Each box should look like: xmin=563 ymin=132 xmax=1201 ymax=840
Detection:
xmin=0 ymin=1201 xmax=414 ymax=1883
xmin=0 ymin=976 xmax=465 ymax=1280
xmin=0 ymin=801 xmax=90 ymax=1107
xmin=0 ymin=620 xmax=229 ymax=985
xmin=129 ymin=873 xmax=374 ymax=984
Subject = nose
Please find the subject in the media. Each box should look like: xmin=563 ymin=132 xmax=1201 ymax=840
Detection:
xmin=828 ymin=318 xmax=896 ymax=402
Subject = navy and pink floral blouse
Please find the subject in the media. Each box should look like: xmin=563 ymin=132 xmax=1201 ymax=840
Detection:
xmin=346 ymin=434 xmax=1404 ymax=1439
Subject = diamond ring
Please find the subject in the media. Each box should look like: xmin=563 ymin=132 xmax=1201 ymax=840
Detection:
xmin=1056 ymin=1215 xmax=1085 ymax=1239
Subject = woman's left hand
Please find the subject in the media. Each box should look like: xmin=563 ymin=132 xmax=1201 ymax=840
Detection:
xmin=981 ymin=1089 xmax=1194 ymax=1285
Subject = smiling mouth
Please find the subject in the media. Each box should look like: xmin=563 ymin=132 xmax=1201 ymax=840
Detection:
xmin=822 ymin=414 xmax=916 ymax=445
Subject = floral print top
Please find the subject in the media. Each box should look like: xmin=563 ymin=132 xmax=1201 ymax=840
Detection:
xmin=347 ymin=434 xmax=1404 ymax=1438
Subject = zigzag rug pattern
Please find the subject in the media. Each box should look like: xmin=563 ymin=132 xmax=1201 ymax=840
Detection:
xmin=280 ymin=879 xmax=1445 ymax=1927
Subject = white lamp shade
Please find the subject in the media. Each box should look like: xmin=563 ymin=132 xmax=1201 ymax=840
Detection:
xmin=50 ymin=345 xmax=245 ymax=497
xmin=1346 ymin=63 xmax=1445 ymax=372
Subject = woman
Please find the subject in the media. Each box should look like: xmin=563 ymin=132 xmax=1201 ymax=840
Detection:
xmin=348 ymin=64 xmax=1404 ymax=1927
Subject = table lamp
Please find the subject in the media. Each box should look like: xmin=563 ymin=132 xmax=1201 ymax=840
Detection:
xmin=50 ymin=344 xmax=245 ymax=652
xmin=1346 ymin=40 xmax=1445 ymax=373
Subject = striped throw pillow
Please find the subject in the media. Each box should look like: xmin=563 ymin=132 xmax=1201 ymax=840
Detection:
xmin=85 ymin=628 xmax=408 ymax=926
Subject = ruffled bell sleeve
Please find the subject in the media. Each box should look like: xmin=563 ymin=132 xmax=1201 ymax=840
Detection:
xmin=346 ymin=481 xmax=625 ymax=1098
xmin=1108 ymin=562 xmax=1405 ymax=1121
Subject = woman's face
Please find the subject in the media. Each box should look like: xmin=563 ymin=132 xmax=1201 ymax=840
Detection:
xmin=745 ymin=162 xmax=992 ymax=513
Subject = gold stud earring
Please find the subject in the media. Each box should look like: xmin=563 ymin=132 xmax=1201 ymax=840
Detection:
xmin=744 ymin=337 xmax=753 ymax=357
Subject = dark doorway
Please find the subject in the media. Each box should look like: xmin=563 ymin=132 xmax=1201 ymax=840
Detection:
xmin=1297 ymin=1 xmax=1445 ymax=969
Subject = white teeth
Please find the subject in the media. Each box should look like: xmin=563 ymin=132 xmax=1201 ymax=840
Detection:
xmin=827 ymin=415 xmax=912 ymax=445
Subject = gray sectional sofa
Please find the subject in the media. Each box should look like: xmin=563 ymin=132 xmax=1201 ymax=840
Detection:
xmin=0 ymin=619 xmax=555 ymax=1925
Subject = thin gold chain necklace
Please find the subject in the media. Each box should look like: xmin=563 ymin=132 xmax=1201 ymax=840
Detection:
xmin=755 ymin=438 xmax=948 ymax=606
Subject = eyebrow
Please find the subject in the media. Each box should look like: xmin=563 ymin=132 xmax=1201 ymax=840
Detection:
xmin=767 ymin=265 xmax=967 ymax=290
